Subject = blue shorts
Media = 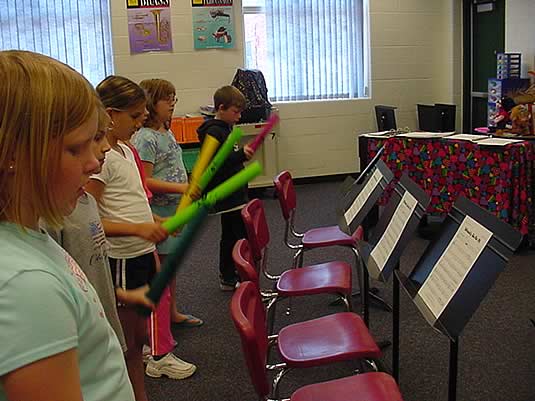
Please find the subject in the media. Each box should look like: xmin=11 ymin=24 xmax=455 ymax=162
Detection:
xmin=151 ymin=203 xmax=182 ymax=255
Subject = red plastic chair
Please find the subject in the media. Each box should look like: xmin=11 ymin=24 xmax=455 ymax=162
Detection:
xmin=240 ymin=199 xmax=353 ymax=328
xmin=230 ymin=281 xmax=402 ymax=401
xmin=274 ymin=171 xmax=390 ymax=319
xmin=274 ymin=170 xmax=363 ymax=267
xmin=233 ymin=238 xmax=352 ymax=332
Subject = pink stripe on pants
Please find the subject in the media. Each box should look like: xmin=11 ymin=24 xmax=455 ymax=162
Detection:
xmin=148 ymin=285 xmax=175 ymax=356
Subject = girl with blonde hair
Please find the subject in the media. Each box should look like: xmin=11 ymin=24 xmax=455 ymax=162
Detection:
xmin=0 ymin=51 xmax=135 ymax=401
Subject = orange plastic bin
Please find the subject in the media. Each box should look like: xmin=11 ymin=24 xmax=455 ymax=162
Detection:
xmin=183 ymin=116 xmax=204 ymax=143
xmin=170 ymin=117 xmax=184 ymax=142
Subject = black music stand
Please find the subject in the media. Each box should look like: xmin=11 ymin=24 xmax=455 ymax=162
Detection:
xmin=338 ymin=158 xmax=394 ymax=236
xmin=355 ymin=146 xmax=385 ymax=185
xmin=358 ymin=175 xmax=430 ymax=283
xmin=356 ymin=175 xmax=429 ymax=355
xmin=396 ymin=196 xmax=522 ymax=401
xmin=337 ymin=159 xmax=394 ymax=321
xmin=336 ymin=147 xmax=385 ymax=207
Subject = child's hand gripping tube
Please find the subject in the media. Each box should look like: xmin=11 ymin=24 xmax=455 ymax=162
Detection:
xmin=248 ymin=113 xmax=280 ymax=153
xmin=139 ymin=162 xmax=263 ymax=315
xmin=197 ymin=127 xmax=243 ymax=190
xmin=176 ymin=134 xmax=220 ymax=212
xmin=137 ymin=206 xmax=209 ymax=316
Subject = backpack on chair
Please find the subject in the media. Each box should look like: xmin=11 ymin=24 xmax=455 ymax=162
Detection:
xmin=231 ymin=68 xmax=272 ymax=124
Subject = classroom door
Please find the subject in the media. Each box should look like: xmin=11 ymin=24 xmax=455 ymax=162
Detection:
xmin=463 ymin=0 xmax=505 ymax=132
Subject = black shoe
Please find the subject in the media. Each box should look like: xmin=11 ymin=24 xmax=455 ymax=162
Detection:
xmin=219 ymin=278 xmax=240 ymax=291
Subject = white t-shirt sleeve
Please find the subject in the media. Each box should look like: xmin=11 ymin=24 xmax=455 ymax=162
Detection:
xmin=0 ymin=270 xmax=78 ymax=376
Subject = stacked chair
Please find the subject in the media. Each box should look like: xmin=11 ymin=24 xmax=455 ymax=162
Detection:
xmin=230 ymin=281 xmax=403 ymax=401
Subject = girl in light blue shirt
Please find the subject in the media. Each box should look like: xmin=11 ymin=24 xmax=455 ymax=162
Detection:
xmin=0 ymin=50 xmax=135 ymax=401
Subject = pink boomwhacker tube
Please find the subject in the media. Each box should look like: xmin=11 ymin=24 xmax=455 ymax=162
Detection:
xmin=248 ymin=113 xmax=280 ymax=153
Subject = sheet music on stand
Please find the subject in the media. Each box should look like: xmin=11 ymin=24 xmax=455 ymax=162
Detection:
xmin=338 ymin=146 xmax=386 ymax=203
xmin=337 ymin=159 xmax=394 ymax=236
xmin=358 ymin=174 xmax=430 ymax=282
xmin=396 ymin=196 xmax=522 ymax=340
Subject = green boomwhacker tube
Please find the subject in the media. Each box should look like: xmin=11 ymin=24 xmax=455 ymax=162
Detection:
xmin=161 ymin=161 xmax=262 ymax=234
xmin=138 ymin=206 xmax=209 ymax=316
xmin=197 ymin=127 xmax=243 ymax=190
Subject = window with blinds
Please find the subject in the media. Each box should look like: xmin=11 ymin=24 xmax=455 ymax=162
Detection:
xmin=0 ymin=0 xmax=114 ymax=86
xmin=243 ymin=0 xmax=369 ymax=102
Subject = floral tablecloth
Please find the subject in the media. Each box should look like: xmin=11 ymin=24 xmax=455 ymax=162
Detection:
xmin=366 ymin=137 xmax=535 ymax=240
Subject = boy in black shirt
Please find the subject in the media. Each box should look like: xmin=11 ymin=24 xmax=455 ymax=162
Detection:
xmin=197 ymin=86 xmax=253 ymax=290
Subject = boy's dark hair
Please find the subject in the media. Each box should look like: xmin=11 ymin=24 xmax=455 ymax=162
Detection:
xmin=214 ymin=85 xmax=246 ymax=111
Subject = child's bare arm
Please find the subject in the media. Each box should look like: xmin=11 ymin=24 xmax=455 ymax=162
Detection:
xmin=2 ymin=349 xmax=84 ymax=401
xmin=115 ymin=285 xmax=155 ymax=310
xmin=85 ymin=178 xmax=105 ymax=203
xmin=101 ymin=220 xmax=168 ymax=243
xmin=86 ymin=178 xmax=169 ymax=242
xmin=143 ymin=161 xmax=188 ymax=194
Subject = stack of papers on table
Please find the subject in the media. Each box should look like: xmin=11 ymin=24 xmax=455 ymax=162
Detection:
xmin=476 ymin=137 xmax=524 ymax=146
xmin=396 ymin=131 xmax=456 ymax=139
xmin=447 ymin=134 xmax=488 ymax=142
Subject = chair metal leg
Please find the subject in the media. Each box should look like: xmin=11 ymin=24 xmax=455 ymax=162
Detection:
xmin=266 ymin=297 xmax=278 ymax=336
xmin=266 ymin=298 xmax=279 ymax=364
xmin=361 ymin=262 xmax=370 ymax=326
xmin=341 ymin=293 xmax=352 ymax=312
xmin=285 ymin=298 xmax=292 ymax=316
xmin=272 ymin=367 xmax=291 ymax=401
xmin=292 ymin=248 xmax=303 ymax=268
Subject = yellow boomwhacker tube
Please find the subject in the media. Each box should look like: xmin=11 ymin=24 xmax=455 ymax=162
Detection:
xmin=176 ymin=134 xmax=220 ymax=212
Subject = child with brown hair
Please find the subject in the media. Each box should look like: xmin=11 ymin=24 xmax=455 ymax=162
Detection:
xmin=131 ymin=78 xmax=201 ymax=379
xmin=197 ymin=85 xmax=254 ymax=290
xmin=87 ymin=75 xmax=194 ymax=401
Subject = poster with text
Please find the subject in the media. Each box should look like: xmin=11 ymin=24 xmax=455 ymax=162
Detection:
xmin=192 ymin=0 xmax=234 ymax=49
xmin=127 ymin=0 xmax=173 ymax=53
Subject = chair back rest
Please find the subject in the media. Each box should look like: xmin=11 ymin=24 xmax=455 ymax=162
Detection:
xmin=232 ymin=239 xmax=260 ymax=287
xmin=241 ymin=199 xmax=270 ymax=261
xmin=230 ymin=281 xmax=270 ymax=399
xmin=273 ymin=170 xmax=297 ymax=221
xmin=352 ymin=225 xmax=364 ymax=241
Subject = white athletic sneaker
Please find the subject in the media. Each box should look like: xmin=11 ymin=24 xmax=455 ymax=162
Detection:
xmin=145 ymin=352 xmax=197 ymax=380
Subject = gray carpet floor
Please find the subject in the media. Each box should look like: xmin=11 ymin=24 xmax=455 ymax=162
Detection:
xmin=145 ymin=180 xmax=535 ymax=401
